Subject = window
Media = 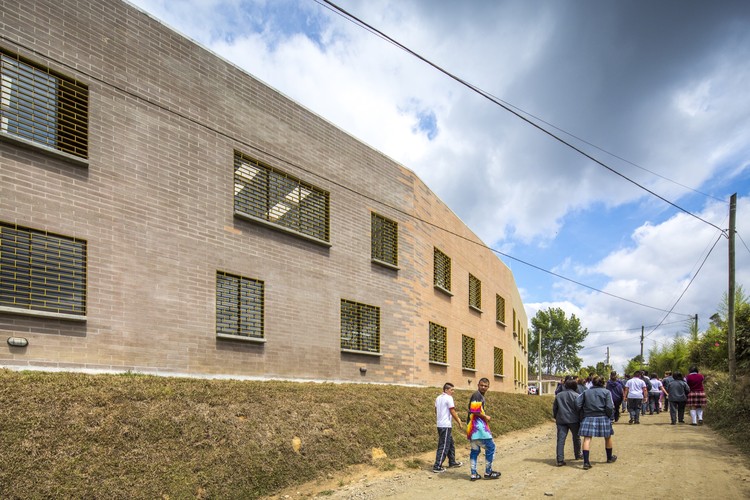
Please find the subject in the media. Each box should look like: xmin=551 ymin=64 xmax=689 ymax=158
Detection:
xmin=0 ymin=222 xmax=86 ymax=317
xmin=233 ymin=152 xmax=330 ymax=244
xmin=496 ymin=294 xmax=506 ymax=324
xmin=494 ymin=347 xmax=504 ymax=376
xmin=371 ymin=213 xmax=398 ymax=268
xmin=512 ymin=308 xmax=517 ymax=337
xmin=0 ymin=49 xmax=88 ymax=159
xmin=469 ymin=273 xmax=481 ymax=311
xmin=341 ymin=299 xmax=380 ymax=354
xmin=429 ymin=322 xmax=447 ymax=364
xmin=216 ymin=271 xmax=264 ymax=340
xmin=462 ymin=334 xmax=476 ymax=370
xmin=433 ymin=247 xmax=451 ymax=293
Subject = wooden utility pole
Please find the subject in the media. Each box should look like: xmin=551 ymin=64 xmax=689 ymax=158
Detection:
xmin=728 ymin=193 xmax=737 ymax=383
xmin=640 ymin=326 xmax=644 ymax=359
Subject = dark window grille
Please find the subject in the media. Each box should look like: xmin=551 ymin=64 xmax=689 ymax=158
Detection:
xmin=469 ymin=273 xmax=481 ymax=310
xmin=0 ymin=49 xmax=88 ymax=158
xmin=371 ymin=213 xmax=398 ymax=267
xmin=216 ymin=271 xmax=264 ymax=339
xmin=494 ymin=347 xmax=504 ymax=376
xmin=340 ymin=299 xmax=380 ymax=353
xmin=433 ymin=247 xmax=451 ymax=291
xmin=0 ymin=222 xmax=86 ymax=315
xmin=462 ymin=335 xmax=476 ymax=370
xmin=496 ymin=294 xmax=506 ymax=323
xmin=429 ymin=321 xmax=447 ymax=364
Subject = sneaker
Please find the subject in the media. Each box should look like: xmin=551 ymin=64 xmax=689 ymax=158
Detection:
xmin=583 ymin=463 xmax=592 ymax=470
xmin=470 ymin=473 xmax=482 ymax=481
xmin=670 ymin=422 xmax=676 ymax=425
xmin=448 ymin=461 xmax=463 ymax=468
xmin=432 ymin=467 xmax=446 ymax=473
xmin=556 ymin=461 xmax=566 ymax=467
xmin=690 ymin=423 xmax=698 ymax=426
xmin=484 ymin=471 xmax=501 ymax=479
xmin=607 ymin=455 xmax=618 ymax=463
xmin=699 ymin=420 xmax=703 ymax=426
xmin=574 ymin=455 xmax=583 ymax=460
xmin=628 ymin=419 xmax=633 ymax=424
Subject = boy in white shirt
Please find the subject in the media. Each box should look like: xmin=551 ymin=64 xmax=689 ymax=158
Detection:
xmin=433 ymin=382 xmax=464 ymax=472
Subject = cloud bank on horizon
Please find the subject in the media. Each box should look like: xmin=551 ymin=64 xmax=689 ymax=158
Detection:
xmin=129 ymin=0 xmax=750 ymax=370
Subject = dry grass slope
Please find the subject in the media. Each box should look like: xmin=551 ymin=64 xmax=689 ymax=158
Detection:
xmin=0 ymin=370 xmax=552 ymax=498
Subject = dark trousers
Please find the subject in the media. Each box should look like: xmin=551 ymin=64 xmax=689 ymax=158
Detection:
xmin=649 ymin=393 xmax=661 ymax=413
xmin=556 ymin=422 xmax=581 ymax=462
xmin=612 ymin=401 xmax=622 ymax=421
xmin=669 ymin=401 xmax=687 ymax=423
xmin=434 ymin=427 xmax=456 ymax=469
xmin=627 ymin=398 xmax=642 ymax=422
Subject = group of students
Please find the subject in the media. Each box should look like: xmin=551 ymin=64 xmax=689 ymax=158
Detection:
xmin=553 ymin=366 xmax=708 ymax=468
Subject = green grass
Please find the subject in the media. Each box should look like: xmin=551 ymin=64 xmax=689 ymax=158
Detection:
xmin=0 ymin=370 xmax=552 ymax=498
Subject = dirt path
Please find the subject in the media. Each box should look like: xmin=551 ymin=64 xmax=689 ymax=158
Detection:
xmin=270 ymin=409 xmax=750 ymax=499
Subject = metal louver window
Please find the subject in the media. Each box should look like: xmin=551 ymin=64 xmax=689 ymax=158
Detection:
xmin=496 ymin=294 xmax=506 ymax=324
xmin=340 ymin=299 xmax=380 ymax=354
xmin=216 ymin=271 xmax=264 ymax=340
xmin=0 ymin=222 xmax=86 ymax=316
xmin=233 ymin=153 xmax=330 ymax=244
xmin=371 ymin=213 xmax=398 ymax=268
xmin=0 ymin=49 xmax=88 ymax=159
xmin=462 ymin=334 xmax=476 ymax=370
xmin=429 ymin=321 xmax=447 ymax=364
xmin=469 ymin=273 xmax=481 ymax=311
xmin=494 ymin=347 xmax=504 ymax=376
xmin=433 ymin=247 xmax=451 ymax=292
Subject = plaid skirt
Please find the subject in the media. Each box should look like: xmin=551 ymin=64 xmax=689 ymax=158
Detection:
xmin=579 ymin=416 xmax=614 ymax=438
xmin=686 ymin=390 xmax=707 ymax=407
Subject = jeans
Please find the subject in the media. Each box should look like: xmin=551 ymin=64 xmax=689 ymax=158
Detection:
xmin=627 ymin=398 xmax=643 ymax=422
xmin=470 ymin=438 xmax=496 ymax=474
xmin=555 ymin=422 xmax=581 ymax=462
xmin=649 ymin=393 xmax=661 ymax=413
xmin=669 ymin=401 xmax=687 ymax=423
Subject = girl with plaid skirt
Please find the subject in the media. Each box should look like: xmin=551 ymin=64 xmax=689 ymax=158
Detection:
xmin=575 ymin=375 xmax=616 ymax=470
xmin=686 ymin=366 xmax=707 ymax=426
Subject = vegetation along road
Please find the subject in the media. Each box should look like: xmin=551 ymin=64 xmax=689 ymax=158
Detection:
xmin=272 ymin=408 xmax=750 ymax=499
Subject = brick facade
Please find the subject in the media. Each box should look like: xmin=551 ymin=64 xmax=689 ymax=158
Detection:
xmin=0 ymin=0 xmax=528 ymax=390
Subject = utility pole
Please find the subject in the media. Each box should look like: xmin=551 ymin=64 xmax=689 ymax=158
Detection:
xmin=538 ymin=328 xmax=542 ymax=395
xmin=694 ymin=314 xmax=698 ymax=333
xmin=640 ymin=326 xmax=644 ymax=360
xmin=606 ymin=347 xmax=610 ymax=367
xmin=728 ymin=193 xmax=737 ymax=383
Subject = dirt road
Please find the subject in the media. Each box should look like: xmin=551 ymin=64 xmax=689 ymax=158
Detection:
xmin=270 ymin=409 xmax=750 ymax=499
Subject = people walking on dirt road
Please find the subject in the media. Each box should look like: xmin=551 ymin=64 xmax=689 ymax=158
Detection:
xmin=686 ymin=366 xmax=707 ymax=426
xmin=648 ymin=373 xmax=667 ymax=414
xmin=666 ymin=371 xmax=690 ymax=424
xmin=606 ymin=371 xmax=624 ymax=422
xmin=467 ymin=378 xmax=501 ymax=481
xmin=662 ymin=371 xmax=674 ymax=412
xmin=553 ymin=378 xmax=582 ymax=466
xmin=623 ymin=370 xmax=648 ymax=424
xmin=576 ymin=375 xmax=616 ymax=469
xmin=432 ymin=382 xmax=464 ymax=473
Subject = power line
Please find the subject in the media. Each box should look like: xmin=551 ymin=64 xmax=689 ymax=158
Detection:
xmin=0 ymin=33 xmax=697 ymax=319
xmin=318 ymin=0 xmax=728 ymax=235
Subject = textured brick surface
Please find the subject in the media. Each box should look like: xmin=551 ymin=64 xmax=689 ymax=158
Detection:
xmin=0 ymin=0 xmax=528 ymax=388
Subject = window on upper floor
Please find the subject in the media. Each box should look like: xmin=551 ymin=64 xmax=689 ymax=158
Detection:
xmin=233 ymin=152 xmax=330 ymax=245
xmin=494 ymin=347 xmax=504 ymax=376
xmin=0 ymin=222 xmax=86 ymax=318
xmin=462 ymin=334 xmax=476 ymax=370
xmin=433 ymin=247 xmax=451 ymax=293
xmin=0 ymin=49 xmax=88 ymax=159
xmin=340 ymin=299 xmax=380 ymax=354
xmin=429 ymin=321 xmax=447 ymax=364
xmin=216 ymin=271 xmax=264 ymax=341
xmin=469 ymin=273 xmax=482 ymax=312
xmin=371 ymin=212 xmax=398 ymax=269
xmin=496 ymin=294 xmax=506 ymax=324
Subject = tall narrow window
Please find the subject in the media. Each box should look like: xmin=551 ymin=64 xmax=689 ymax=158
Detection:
xmin=216 ymin=271 xmax=264 ymax=340
xmin=0 ymin=49 xmax=88 ymax=158
xmin=469 ymin=273 xmax=482 ymax=311
xmin=371 ymin=213 xmax=398 ymax=268
xmin=494 ymin=347 xmax=504 ymax=376
xmin=433 ymin=247 xmax=451 ymax=293
xmin=429 ymin=322 xmax=447 ymax=364
xmin=234 ymin=152 xmax=330 ymax=244
xmin=496 ymin=294 xmax=506 ymax=324
xmin=340 ymin=299 xmax=380 ymax=354
xmin=0 ymin=222 xmax=86 ymax=316
xmin=462 ymin=335 xmax=476 ymax=370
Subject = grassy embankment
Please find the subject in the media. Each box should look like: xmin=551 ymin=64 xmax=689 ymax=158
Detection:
xmin=0 ymin=370 xmax=552 ymax=498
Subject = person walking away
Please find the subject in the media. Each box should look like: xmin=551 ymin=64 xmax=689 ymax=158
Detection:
xmin=666 ymin=372 xmax=690 ymax=424
xmin=662 ymin=371 xmax=674 ymax=412
xmin=433 ymin=382 xmax=463 ymax=472
xmin=576 ymin=375 xmax=616 ymax=469
xmin=553 ymin=378 xmax=582 ymax=466
xmin=623 ymin=371 xmax=648 ymax=424
xmin=606 ymin=371 xmax=624 ymax=423
xmin=648 ymin=373 xmax=666 ymax=414
xmin=466 ymin=378 xmax=501 ymax=480
xmin=641 ymin=372 xmax=652 ymax=415
xmin=686 ymin=366 xmax=707 ymax=426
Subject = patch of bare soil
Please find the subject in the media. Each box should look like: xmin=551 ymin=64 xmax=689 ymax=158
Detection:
xmin=269 ymin=409 xmax=750 ymax=499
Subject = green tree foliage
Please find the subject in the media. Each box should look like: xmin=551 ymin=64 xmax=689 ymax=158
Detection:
xmin=624 ymin=354 xmax=646 ymax=376
xmin=646 ymin=334 xmax=691 ymax=375
xmin=529 ymin=307 xmax=587 ymax=375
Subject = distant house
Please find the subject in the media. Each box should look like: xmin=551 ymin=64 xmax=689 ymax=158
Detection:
xmin=0 ymin=0 xmax=529 ymax=389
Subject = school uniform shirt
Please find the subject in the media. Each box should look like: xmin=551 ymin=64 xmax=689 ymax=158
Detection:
xmin=435 ymin=392 xmax=456 ymax=428
xmin=625 ymin=377 xmax=647 ymax=399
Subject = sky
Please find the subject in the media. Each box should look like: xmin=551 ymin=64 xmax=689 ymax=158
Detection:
xmin=127 ymin=0 xmax=750 ymax=371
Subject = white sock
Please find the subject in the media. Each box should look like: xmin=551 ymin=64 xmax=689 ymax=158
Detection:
xmin=690 ymin=409 xmax=697 ymax=424
xmin=697 ymin=408 xmax=703 ymax=421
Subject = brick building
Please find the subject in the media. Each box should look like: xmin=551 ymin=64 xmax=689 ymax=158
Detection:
xmin=0 ymin=0 xmax=529 ymax=389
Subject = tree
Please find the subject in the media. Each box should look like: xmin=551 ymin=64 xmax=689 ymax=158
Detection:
xmin=529 ymin=307 xmax=587 ymax=375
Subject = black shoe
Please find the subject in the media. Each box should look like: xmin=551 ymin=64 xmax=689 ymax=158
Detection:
xmin=484 ymin=471 xmax=501 ymax=479
xmin=690 ymin=423 xmax=698 ymax=426
xmin=556 ymin=461 xmax=566 ymax=467
xmin=470 ymin=473 xmax=482 ymax=481
xmin=448 ymin=461 xmax=463 ymax=468
xmin=628 ymin=419 xmax=633 ymax=424
xmin=432 ymin=467 xmax=446 ymax=473
xmin=583 ymin=463 xmax=592 ymax=470
xmin=671 ymin=422 xmax=676 ymax=425
xmin=607 ymin=455 xmax=618 ymax=463
xmin=575 ymin=455 xmax=583 ymax=460
xmin=699 ymin=420 xmax=703 ymax=426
